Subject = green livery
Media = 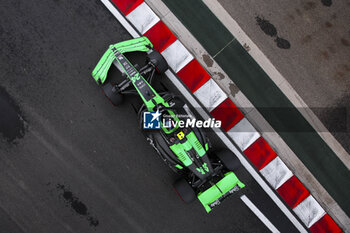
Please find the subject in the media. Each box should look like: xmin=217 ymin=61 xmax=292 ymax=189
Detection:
xmin=92 ymin=37 xmax=153 ymax=84
xmin=198 ymin=172 xmax=245 ymax=212
xmin=91 ymin=37 xmax=244 ymax=213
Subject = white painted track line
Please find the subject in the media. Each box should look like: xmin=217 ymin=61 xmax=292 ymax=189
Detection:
xmin=241 ymin=195 xmax=280 ymax=233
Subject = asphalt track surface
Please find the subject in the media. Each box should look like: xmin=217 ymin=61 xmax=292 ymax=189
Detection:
xmin=0 ymin=1 xmax=300 ymax=232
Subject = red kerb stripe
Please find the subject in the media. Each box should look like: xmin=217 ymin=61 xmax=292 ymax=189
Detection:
xmin=111 ymin=0 xmax=144 ymax=16
xmin=177 ymin=59 xmax=210 ymax=93
xmin=277 ymin=176 xmax=310 ymax=209
xmin=309 ymin=214 xmax=342 ymax=233
xmin=143 ymin=21 xmax=177 ymax=52
xmin=243 ymin=137 xmax=277 ymax=170
xmin=210 ymin=98 xmax=244 ymax=131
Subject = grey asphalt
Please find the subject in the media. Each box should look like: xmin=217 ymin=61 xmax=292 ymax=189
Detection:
xmin=218 ymin=0 xmax=350 ymax=153
xmin=0 ymin=1 xmax=300 ymax=232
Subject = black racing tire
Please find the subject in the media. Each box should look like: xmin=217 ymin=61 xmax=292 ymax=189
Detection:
xmin=147 ymin=50 xmax=168 ymax=73
xmin=215 ymin=148 xmax=241 ymax=171
xmin=102 ymin=83 xmax=123 ymax=106
xmin=173 ymin=178 xmax=196 ymax=203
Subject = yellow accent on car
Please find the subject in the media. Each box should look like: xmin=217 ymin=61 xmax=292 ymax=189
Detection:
xmin=177 ymin=131 xmax=185 ymax=140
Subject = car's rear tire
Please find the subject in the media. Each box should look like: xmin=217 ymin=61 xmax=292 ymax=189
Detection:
xmin=215 ymin=149 xmax=241 ymax=171
xmin=173 ymin=178 xmax=196 ymax=203
xmin=102 ymin=83 xmax=123 ymax=106
xmin=147 ymin=50 xmax=168 ymax=73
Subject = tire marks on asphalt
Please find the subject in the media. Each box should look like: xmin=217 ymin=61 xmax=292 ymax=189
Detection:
xmin=255 ymin=0 xmax=334 ymax=49
xmin=321 ymin=0 xmax=333 ymax=7
xmin=56 ymin=184 xmax=99 ymax=227
xmin=255 ymin=17 xmax=291 ymax=49
xmin=274 ymin=37 xmax=291 ymax=50
xmin=255 ymin=17 xmax=277 ymax=37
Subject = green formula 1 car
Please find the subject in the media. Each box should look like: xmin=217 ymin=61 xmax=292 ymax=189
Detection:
xmin=91 ymin=37 xmax=244 ymax=212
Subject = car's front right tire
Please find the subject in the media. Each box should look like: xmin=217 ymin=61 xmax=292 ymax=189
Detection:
xmin=215 ymin=148 xmax=241 ymax=171
xmin=147 ymin=50 xmax=168 ymax=74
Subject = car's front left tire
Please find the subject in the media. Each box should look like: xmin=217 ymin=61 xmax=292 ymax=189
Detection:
xmin=173 ymin=178 xmax=196 ymax=203
xmin=102 ymin=82 xmax=123 ymax=106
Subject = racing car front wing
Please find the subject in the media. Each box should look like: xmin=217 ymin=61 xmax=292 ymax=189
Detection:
xmin=197 ymin=172 xmax=245 ymax=213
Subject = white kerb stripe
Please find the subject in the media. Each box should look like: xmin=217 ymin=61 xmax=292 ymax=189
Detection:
xmin=241 ymin=195 xmax=280 ymax=233
xmin=126 ymin=2 xmax=160 ymax=34
xmin=193 ymin=78 xmax=227 ymax=111
xmin=227 ymin=118 xmax=260 ymax=151
xmin=260 ymin=157 xmax=293 ymax=189
xmin=161 ymin=40 xmax=194 ymax=72
xmin=293 ymin=195 xmax=326 ymax=228
xmin=100 ymin=0 xmax=139 ymax=38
